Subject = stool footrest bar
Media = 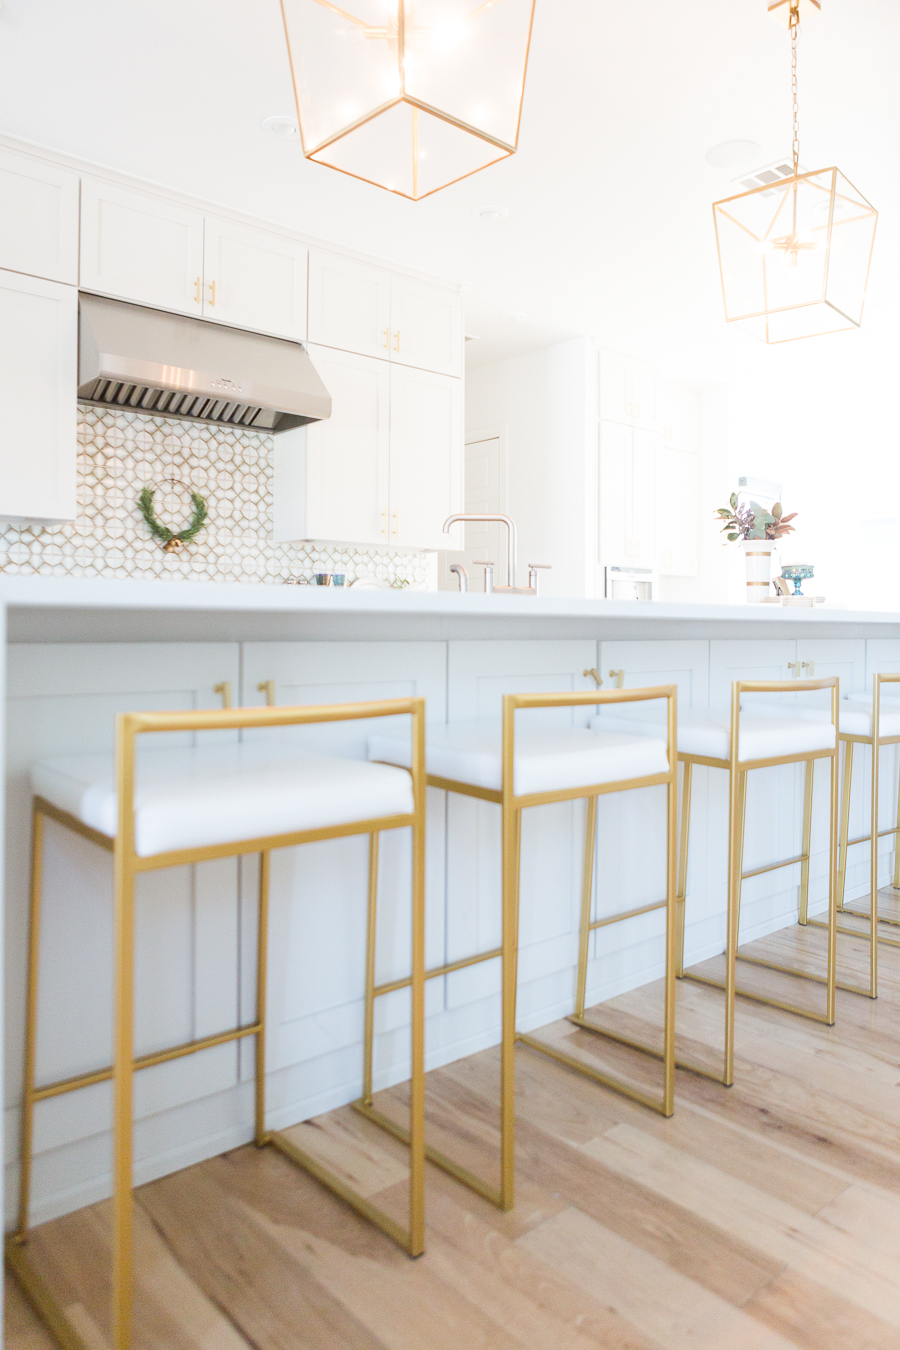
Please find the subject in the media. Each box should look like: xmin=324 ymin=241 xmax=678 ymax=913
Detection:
xmin=269 ymin=1129 xmax=422 ymax=1255
xmin=374 ymin=946 xmax=502 ymax=999
xmin=808 ymin=915 xmax=900 ymax=949
xmin=741 ymin=852 xmax=807 ymax=881
xmin=517 ymin=1032 xmax=672 ymax=1117
xmin=568 ymin=1014 xmax=729 ymax=1086
xmin=682 ymin=971 xmax=834 ymax=1023
xmin=588 ymin=899 xmax=666 ymax=931
xmin=736 ymin=952 xmax=874 ymax=998
xmin=838 ymin=904 xmax=900 ymax=930
xmin=352 ymin=1099 xmax=504 ymax=1209
xmin=6 ymin=1238 xmax=91 ymax=1350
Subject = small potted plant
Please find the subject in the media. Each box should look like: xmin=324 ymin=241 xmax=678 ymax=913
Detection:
xmin=715 ymin=495 xmax=797 ymax=602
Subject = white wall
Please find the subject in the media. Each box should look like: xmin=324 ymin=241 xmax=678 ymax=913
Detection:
xmin=465 ymin=338 xmax=598 ymax=598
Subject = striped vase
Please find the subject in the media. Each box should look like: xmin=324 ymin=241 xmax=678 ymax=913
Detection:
xmin=741 ymin=538 xmax=775 ymax=603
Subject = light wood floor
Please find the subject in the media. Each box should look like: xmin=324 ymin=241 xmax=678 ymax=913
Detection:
xmin=9 ymin=894 xmax=900 ymax=1350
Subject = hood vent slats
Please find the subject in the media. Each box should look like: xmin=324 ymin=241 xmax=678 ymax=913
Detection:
xmin=77 ymin=295 xmax=331 ymax=433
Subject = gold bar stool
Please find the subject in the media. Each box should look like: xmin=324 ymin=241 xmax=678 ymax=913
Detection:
xmin=9 ymin=698 xmax=427 ymax=1350
xmin=595 ymin=676 xmax=839 ymax=1086
xmin=804 ymin=673 xmax=900 ymax=995
xmin=368 ymin=685 xmax=678 ymax=1212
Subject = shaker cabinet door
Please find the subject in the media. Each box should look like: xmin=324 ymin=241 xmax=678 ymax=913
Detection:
xmin=302 ymin=345 xmax=390 ymax=546
xmin=308 ymin=250 xmax=392 ymax=360
xmin=657 ymin=445 xmax=698 ymax=576
xmin=390 ymin=275 xmax=462 ymax=377
xmin=0 ymin=269 xmax=77 ymax=522
xmin=0 ymin=149 xmax=79 ymax=285
xmin=80 ymin=178 xmax=204 ymax=315
xmin=203 ymin=215 xmax=307 ymax=340
xmin=389 ymin=367 xmax=462 ymax=550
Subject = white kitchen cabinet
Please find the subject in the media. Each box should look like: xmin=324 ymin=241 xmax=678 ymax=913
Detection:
xmin=290 ymin=345 xmax=390 ymax=546
xmin=389 ymin=365 xmax=463 ymax=549
xmin=390 ymin=275 xmax=462 ymax=377
xmin=0 ymin=148 xmax=79 ymax=285
xmin=598 ymin=420 xmax=657 ymax=568
xmin=308 ymin=249 xmax=392 ymax=360
xmin=598 ymin=346 xmax=658 ymax=429
xmin=273 ymin=352 xmax=462 ymax=550
xmin=80 ymin=178 xmax=204 ymax=316
xmin=661 ymin=384 xmax=699 ymax=448
xmin=203 ymin=215 xmax=307 ymax=340
xmin=656 ymin=444 xmax=699 ymax=576
xmin=0 ymin=269 xmax=77 ymax=522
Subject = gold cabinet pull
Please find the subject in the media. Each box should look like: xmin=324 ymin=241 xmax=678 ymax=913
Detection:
xmin=392 ymin=510 xmax=399 ymax=537
xmin=214 ymin=680 xmax=233 ymax=709
xmin=381 ymin=509 xmax=388 ymax=536
xmin=382 ymin=327 xmax=390 ymax=350
xmin=802 ymin=660 xmax=815 ymax=676
xmin=608 ymin=669 xmax=626 ymax=689
xmin=208 ymin=279 xmax=216 ymax=306
xmin=194 ymin=276 xmax=201 ymax=304
xmin=788 ymin=661 xmax=802 ymax=677
xmin=393 ymin=330 xmax=400 ymax=352
xmin=583 ymin=668 xmax=603 ymax=688
xmin=257 ymin=679 xmax=276 ymax=706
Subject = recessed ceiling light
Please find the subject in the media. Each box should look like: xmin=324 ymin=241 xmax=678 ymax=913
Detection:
xmin=503 ymin=312 xmax=528 ymax=323
xmin=705 ymin=140 xmax=761 ymax=169
xmin=262 ymin=115 xmax=299 ymax=140
xmin=473 ymin=205 xmax=509 ymax=221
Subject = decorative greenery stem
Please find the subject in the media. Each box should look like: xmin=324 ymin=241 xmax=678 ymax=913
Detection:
xmin=138 ymin=486 xmax=208 ymax=550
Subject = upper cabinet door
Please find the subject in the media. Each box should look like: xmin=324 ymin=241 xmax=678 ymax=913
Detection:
xmin=302 ymin=345 xmax=390 ymax=546
xmin=389 ymin=276 xmax=462 ymax=377
xmin=0 ymin=150 xmax=79 ymax=285
xmin=308 ymin=250 xmax=391 ymax=360
xmin=389 ymin=366 xmax=462 ymax=550
xmin=0 ymin=270 xmax=77 ymax=522
xmin=203 ymin=216 xmax=307 ymax=341
xmin=80 ymin=178 xmax=203 ymax=315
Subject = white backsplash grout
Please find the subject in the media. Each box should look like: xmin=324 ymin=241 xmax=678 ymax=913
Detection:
xmin=0 ymin=406 xmax=429 ymax=587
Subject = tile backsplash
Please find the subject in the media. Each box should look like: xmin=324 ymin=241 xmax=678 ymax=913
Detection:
xmin=0 ymin=406 xmax=430 ymax=587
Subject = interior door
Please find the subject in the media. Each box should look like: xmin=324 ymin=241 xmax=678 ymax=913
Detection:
xmin=0 ymin=148 xmax=79 ymax=285
xmin=303 ymin=344 xmax=390 ymax=546
xmin=389 ymin=275 xmax=462 ymax=377
xmin=80 ymin=178 xmax=204 ymax=315
xmin=308 ymin=249 xmax=392 ymax=360
xmin=389 ymin=365 xmax=462 ymax=550
xmin=203 ymin=215 xmax=307 ymax=340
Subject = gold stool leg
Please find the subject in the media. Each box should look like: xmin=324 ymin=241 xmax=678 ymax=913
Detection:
xmin=798 ymin=760 xmax=814 ymax=925
xmin=574 ymin=796 xmax=598 ymax=1020
xmin=15 ymin=803 xmax=45 ymax=1243
xmin=675 ymin=761 xmax=693 ymax=978
xmin=362 ymin=832 xmax=379 ymax=1107
xmin=408 ymin=750 xmax=427 ymax=1256
xmin=112 ymin=838 xmax=136 ymax=1344
xmin=869 ymin=735 xmax=879 ymax=998
xmin=894 ymin=742 xmax=900 ymax=890
xmin=499 ymin=797 xmax=521 ymax=1212
xmin=827 ymin=741 xmax=838 ymax=1023
xmin=254 ymin=851 xmax=271 ymax=1146
xmin=662 ymin=761 xmax=677 ymax=1116
xmin=837 ymin=742 xmax=854 ymax=910
xmin=724 ymin=768 xmax=747 ymax=1087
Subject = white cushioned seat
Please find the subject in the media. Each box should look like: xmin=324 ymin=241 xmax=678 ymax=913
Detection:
xmin=589 ymin=705 xmax=835 ymax=762
xmin=367 ymin=720 xmax=669 ymax=795
xmin=748 ymin=693 xmax=900 ymax=739
xmin=32 ymin=744 xmax=415 ymax=858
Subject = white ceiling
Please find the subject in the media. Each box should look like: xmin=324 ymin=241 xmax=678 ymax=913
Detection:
xmin=1 ymin=0 xmax=898 ymax=383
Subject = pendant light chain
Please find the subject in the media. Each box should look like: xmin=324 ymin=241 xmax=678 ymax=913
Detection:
xmin=790 ymin=0 xmax=800 ymax=175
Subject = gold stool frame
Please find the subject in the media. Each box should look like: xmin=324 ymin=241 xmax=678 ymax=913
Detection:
xmin=676 ymin=677 xmax=839 ymax=1088
xmin=365 ymin=686 xmax=677 ymax=1214
xmin=804 ymin=672 xmax=900 ymax=997
xmin=8 ymin=698 xmax=427 ymax=1350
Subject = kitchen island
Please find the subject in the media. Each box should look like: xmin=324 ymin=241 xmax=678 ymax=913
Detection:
xmin=5 ymin=576 xmax=900 ymax=1230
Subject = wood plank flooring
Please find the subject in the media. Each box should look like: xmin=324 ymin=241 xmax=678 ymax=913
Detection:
xmin=9 ymin=896 xmax=900 ymax=1349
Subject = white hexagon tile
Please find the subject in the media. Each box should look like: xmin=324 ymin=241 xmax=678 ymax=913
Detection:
xmin=0 ymin=407 xmax=429 ymax=587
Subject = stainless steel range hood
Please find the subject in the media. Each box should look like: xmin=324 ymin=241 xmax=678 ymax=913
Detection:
xmin=77 ymin=294 xmax=331 ymax=432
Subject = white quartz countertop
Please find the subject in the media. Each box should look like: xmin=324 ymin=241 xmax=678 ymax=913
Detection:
xmin=3 ymin=576 xmax=900 ymax=643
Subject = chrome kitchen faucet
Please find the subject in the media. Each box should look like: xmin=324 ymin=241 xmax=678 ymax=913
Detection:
xmin=442 ymin=514 xmax=550 ymax=595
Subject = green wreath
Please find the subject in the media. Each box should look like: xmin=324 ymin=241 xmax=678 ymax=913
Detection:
xmin=138 ymin=485 xmax=208 ymax=553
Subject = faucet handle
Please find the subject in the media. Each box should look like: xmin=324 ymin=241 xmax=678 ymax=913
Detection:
xmin=471 ymin=561 xmax=495 ymax=594
xmin=527 ymin=563 xmax=551 ymax=594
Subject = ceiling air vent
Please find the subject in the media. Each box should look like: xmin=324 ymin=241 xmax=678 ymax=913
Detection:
xmin=734 ymin=159 xmax=805 ymax=198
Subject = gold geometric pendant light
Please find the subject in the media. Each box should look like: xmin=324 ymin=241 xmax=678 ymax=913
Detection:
xmin=713 ymin=0 xmax=877 ymax=343
xmin=280 ymin=1 xmax=536 ymax=200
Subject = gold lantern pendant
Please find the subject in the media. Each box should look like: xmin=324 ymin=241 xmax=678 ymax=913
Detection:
xmin=713 ymin=0 xmax=877 ymax=343
xmin=280 ymin=0 xmax=536 ymax=201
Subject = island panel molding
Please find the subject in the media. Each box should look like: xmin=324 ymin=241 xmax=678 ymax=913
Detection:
xmin=0 ymin=406 xmax=429 ymax=588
